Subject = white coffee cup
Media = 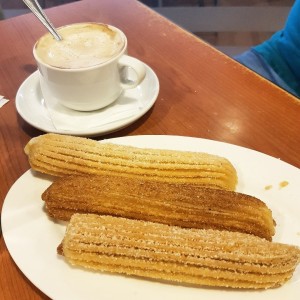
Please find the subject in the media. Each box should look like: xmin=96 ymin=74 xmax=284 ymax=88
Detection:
xmin=33 ymin=23 xmax=146 ymax=111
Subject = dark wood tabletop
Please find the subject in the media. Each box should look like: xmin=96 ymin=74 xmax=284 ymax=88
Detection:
xmin=0 ymin=0 xmax=299 ymax=299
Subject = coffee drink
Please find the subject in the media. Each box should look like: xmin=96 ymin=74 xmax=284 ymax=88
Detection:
xmin=35 ymin=23 xmax=125 ymax=69
xmin=33 ymin=22 xmax=146 ymax=111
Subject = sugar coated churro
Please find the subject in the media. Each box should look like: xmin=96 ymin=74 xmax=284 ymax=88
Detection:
xmin=59 ymin=214 xmax=300 ymax=289
xmin=43 ymin=174 xmax=275 ymax=240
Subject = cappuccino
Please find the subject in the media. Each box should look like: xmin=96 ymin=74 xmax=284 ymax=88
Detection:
xmin=33 ymin=22 xmax=146 ymax=111
xmin=35 ymin=23 xmax=125 ymax=69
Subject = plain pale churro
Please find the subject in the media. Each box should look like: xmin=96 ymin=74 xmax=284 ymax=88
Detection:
xmin=24 ymin=133 xmax=238 ymax=190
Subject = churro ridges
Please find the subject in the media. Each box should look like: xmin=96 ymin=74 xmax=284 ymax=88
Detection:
xmin=60 ymin=214 xmax=300 ymax=289
xmin=42 ymin=174 xmax=275 ymax=240
xmin=24 ymin=133 xmax=238 ymax=190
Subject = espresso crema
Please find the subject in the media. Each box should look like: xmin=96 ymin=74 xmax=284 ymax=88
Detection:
xmin=35 ymin=23 xmax=125 ymax=69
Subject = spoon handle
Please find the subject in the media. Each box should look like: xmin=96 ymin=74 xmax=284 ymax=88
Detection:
xmin=23 ymin=0 xmax=62 ymax=41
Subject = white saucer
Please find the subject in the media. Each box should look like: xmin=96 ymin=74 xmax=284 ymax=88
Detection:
xmin=15 ymin=63 xmax=159 ymax=136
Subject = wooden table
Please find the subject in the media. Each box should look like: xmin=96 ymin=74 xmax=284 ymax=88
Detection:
xmin=0 ymin=0 xmax=299 ymax=299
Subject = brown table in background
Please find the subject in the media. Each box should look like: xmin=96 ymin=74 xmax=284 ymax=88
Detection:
xmin=0 ymin=0 xmax=299 ymax=299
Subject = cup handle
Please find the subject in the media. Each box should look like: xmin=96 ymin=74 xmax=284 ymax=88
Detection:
xmin=118 ymin=55 xmax=146 ymax=89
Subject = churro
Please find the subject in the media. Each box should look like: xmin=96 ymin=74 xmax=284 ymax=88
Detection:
xmin=43 ymin=174 xmax=275 ymax=240
xmin=59 ymin=214 xmax=300 ymax=289
xmin=24 ymin=133 xmax=238 ymax=190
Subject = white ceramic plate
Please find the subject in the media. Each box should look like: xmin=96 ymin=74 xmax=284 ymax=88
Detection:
xmin=15 ymin=63 xmax=159 ymax=136
xmin=2 ymin=135 xmax=300 ymax=300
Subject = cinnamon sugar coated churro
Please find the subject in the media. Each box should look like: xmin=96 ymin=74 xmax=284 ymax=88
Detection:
xmin=24 ymin=133 xmax=238 ymax=190
xmin=59 ymin=214 xmax=300 ymax=289
xmin=43 ymin=174 xmax=275 ymax=240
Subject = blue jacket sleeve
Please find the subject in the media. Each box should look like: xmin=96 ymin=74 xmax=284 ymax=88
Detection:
xmin=254 ymin=0 xmax=300 ymax=95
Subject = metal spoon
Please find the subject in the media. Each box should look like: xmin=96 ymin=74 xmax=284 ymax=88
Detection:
xmin=23 ymin=0 xmax=62 ymax=41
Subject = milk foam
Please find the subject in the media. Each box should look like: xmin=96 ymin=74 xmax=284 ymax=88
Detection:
xmin=35 ymin=23 xmax=125 ymax=69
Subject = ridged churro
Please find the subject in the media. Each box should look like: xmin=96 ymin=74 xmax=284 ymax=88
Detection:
xmin=24 ymin=133 xmax=238 ymax=190
xmin=43 ymin=174 xmax=275 ymax=240
xmin=59 ymin=214 xmax=300 ymax=289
